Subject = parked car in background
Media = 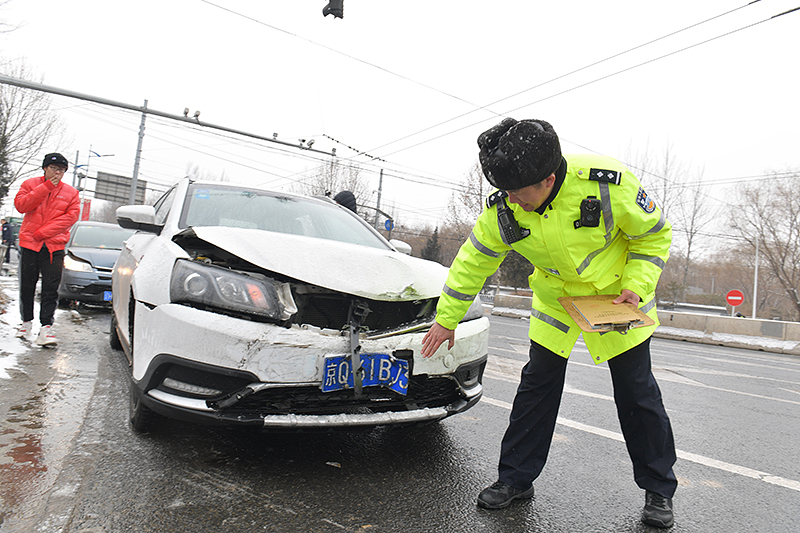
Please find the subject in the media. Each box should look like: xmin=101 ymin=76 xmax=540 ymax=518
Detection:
xmin=58 ymin=221 xmax=136 ymax=307
xmin=112 ymin=177 xmax=489 ymax=432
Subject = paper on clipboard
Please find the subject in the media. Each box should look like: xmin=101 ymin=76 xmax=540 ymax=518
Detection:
xmin=558 ymin=294 xmax=655 ymax=333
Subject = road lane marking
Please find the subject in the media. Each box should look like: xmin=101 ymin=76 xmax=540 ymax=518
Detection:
xmin=481 ymin=395 xmax=800 ymax=493
xmin=487 ymin=354 xmax=800 ymax=407
xmin=485 ymin=368 xmax=614 ymax=401
xmin=651 ymin=363 xmax=800 ymax=387
xmin=690 ymin=356 xmax=800 ymax=374
xmin=568 ymin=360 xmax=800 ymax=406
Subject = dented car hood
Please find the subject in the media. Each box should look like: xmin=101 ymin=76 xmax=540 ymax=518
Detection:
xmin=185 ymin=226 xmax=447 ymax=301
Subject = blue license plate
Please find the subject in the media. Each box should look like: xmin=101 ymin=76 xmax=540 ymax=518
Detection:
xmin=322 ymin=353 xmax=409 ymax=395
xmin=103 ymin=291 xmax=113 ymax=301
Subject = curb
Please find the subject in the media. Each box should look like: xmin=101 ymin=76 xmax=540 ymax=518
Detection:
xmin=490 ymin=307 xmax=800 ymax=357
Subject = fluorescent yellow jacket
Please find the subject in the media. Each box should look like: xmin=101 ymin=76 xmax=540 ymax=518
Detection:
xmin=436 ymin=154 xmax=671 ymax=364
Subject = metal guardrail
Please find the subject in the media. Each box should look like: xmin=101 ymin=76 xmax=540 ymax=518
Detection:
xmin=478 ymin=294 xmax=494 ymax=305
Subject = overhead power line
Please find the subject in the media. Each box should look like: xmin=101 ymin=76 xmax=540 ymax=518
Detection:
xmin=197 ymin=0 xmax=506 ymax=121
xmin=378 ymin=4 xmax=800 ymax=160
xmin=0 ymin=73 xmax=335 ymax=157
xmin=195 ymin=0 xmax=798 ymax=200
xmin=364 ymin=0 xmax=763 ymax=156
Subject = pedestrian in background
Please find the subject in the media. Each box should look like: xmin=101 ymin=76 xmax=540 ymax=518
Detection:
xmin=14 ymin=153 xmax=80 ymax=346
xmin=1 ymin=218 xmax=12 ymax=262
xmin=422 ymin=118 xmax=677 ymax=528
xmin=333 ymin=190 xmax=358 ymax=213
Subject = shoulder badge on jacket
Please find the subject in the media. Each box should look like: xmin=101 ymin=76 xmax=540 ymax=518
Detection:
xmin=588 ymin=168 xmax=622 ymax=185
xmin=486 ymin=189 xmax=508 ymax=208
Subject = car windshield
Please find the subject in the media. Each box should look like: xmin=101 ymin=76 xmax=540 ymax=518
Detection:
xmin=71 ymin=225 xmax=136 ymax=250
xmin=180 ymin=184 xmax=391 ymax=250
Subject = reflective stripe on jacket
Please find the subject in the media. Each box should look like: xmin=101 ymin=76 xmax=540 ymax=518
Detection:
xmin=436 ymin=154 xmax=671 ymax=364
xmin=15 ymin=175 xmax=80 ymax=255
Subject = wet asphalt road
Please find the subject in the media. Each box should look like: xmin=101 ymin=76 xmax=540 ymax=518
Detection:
xmin=1 ymin=305 xmax=799 ymax=532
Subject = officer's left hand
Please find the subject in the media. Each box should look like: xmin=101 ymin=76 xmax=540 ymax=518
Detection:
xmin=612 ymin=289 xmax=640 ymax=306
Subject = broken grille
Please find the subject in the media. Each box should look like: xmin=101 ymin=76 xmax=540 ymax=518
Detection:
xmin=294 ymin=294 xmax=436 ymax=332
xmin=224 ymin=376 xmax=461 ymax=416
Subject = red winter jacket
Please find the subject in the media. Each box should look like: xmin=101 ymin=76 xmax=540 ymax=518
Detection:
xmin=14 ymin=175 xmax=80 ymax=257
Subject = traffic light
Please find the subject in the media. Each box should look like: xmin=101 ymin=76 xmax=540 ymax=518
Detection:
xmin=322 ymin=0 xmax=343 ymax=18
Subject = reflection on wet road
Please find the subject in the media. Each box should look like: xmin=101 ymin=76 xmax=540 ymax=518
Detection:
xmin=0 ymin=299 xmax=101 ymax=530
xmin=1 ymin=294 xmax=799 ymax=531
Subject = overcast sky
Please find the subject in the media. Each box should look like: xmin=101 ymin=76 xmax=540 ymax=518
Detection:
xmin=1 ymin=0 xmax=798 ymax=230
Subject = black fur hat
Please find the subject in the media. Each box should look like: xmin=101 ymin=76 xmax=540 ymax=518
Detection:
xmin=477 ymin=118 xmax=561 ymax=190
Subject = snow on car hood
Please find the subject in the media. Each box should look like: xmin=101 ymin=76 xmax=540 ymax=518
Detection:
xmin=187 ymin=227 xmax=448 ymax=301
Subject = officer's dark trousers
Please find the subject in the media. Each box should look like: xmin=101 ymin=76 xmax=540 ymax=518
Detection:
xmin=497 ymin=337 xmax=678 ymax=498
xmin=19 ymin=246 xmax=64 ymax=327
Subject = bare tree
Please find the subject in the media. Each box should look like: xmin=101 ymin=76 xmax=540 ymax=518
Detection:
xmin=445 ymin=162 xmax=485 ymax=233
xmin=294 ymin=159 xmax=370 ymax=214
xmin=626 ymin=144 xmax=715 ymax=300
xmin=0 ymin=0 xmax=18 ymax=34
xmin=670 ymin=176 xmax=716 ymax=288
xmin=185 ymin=162 xmax=229 ymax=182
xmin=626 ymin=142 xmax=685 ymax=221
xmin=435 ymin=164 xmax=486 ymax=266
xmin=0 ymin=58 xmax=68 ymax=207
xmin=437 ymin=224 xmax=469 ymax=267
xmin=728 ymin=171 xmax=800 ymax=318
xmin=442 ymin=161 xmax=538 ymax=289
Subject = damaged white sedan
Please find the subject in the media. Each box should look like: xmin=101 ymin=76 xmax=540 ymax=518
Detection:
xmin=111 ymin=177 xmax=489 ymax=432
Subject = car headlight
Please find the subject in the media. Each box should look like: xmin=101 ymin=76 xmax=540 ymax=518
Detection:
xmin=462 ymin=296 xmax=486 ymax=321
xmin=170 ymin=259 xmax=297 ymax=321
xmin=64 ymin=254 xmax=93 ymax=273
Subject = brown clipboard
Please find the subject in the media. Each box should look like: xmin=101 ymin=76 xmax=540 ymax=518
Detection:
xmin=558 ymin=294 xmax=655 ymax=333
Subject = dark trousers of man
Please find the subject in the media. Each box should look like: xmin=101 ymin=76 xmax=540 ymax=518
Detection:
xmin=19 ymin=246 xmax=65 ymax=326
xmin=498 ymin=337 xmax=678 ymax=498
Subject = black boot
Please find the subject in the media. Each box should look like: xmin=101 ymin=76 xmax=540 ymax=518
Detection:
xmin=477 ymin=481 xmax=534 ymax=509
xmin=641 ymin=490 xmax=674 ymax=528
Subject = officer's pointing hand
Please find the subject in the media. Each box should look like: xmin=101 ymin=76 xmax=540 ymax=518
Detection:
xmin=421 ymin=323 xmax=455 ymax=358
xmin=613 ymin=289 xmax=640 ymax=306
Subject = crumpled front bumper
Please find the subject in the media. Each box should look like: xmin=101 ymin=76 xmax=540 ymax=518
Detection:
xmin=145 ymin=376 xmax=483 ymax=428
xmin=132 ymin=303 xmax=489 ymax=428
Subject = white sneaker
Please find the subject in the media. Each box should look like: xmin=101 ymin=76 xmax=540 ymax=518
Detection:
xmin=35 ymin=325 xmax=57 ymax=346
xmin=16 ymin=321 xmax=33 ymax=340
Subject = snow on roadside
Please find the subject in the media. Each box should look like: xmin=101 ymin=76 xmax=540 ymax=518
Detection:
xmin=710 ymin=331 xmax=799 ymax=351
xmin=0 ymin=271 xmax=28 ymax=379
xmin=493 ymin=307 xmax=799 ymax=355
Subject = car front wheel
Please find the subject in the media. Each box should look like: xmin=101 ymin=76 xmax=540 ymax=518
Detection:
xmin=129 ymin=381 xmax=158 ymax=433
xmin=109 ymin=313 xmax=122 ymax=350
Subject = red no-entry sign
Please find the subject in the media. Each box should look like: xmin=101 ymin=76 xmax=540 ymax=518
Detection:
xmin=726 ymin=289 xmax=745 ymax=307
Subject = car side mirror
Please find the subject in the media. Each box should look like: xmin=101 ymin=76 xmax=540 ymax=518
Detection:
xmin=116 ymin=205 xmax=161 ymax=234
xmin=389 ymin=239 xmax=412 ymax=255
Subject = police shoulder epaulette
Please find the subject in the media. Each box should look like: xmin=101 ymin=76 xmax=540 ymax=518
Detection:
xmin=486 ymin=189 xmax=508 ymax=208
xmin=586 ymin=168 xmax=622 ymax=185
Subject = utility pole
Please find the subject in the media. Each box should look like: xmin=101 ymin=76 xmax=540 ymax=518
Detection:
xmin=752 ymin=233 xmax=759 ymax=319
xmin=71 ymin=151 xmax=80 ymax=188
xmin=130 ymin=99 xmax=147 ymax=205
xmin=374 ymin=169 xmax=383 ymax=230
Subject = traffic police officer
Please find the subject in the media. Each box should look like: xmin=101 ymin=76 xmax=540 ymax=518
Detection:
xmin=421 ymin=118 xmax=677 ymax=528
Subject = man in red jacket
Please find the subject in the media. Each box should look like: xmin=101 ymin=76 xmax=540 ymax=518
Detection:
xmin=14 ymin=153 xmax=80 ymax=346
